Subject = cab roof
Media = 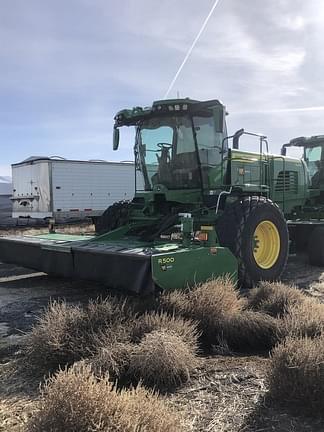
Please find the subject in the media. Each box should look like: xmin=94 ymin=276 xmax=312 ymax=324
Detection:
xmin=114 ymin=98 xmax=224 ymax=127
xmin=287 ymin=135 xmax=324 ymax=147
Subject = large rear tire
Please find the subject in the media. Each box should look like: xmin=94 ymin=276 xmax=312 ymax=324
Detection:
xmin=94 ymin=201 xmax=131 ymax=235
xmin=217 ymin=196 xmax=289 ymax=288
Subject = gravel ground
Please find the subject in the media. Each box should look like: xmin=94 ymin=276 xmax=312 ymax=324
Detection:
xmin=1 ymin=225 xmax=324 ymax=431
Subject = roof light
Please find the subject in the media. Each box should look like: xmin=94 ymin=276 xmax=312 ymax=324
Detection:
xmin=157 ymin=105 xmax=162 ymax=110
xmin=182 ymin=104 xmax=188 ymax=110
xmin=174 ymin=104 xmax=180 ymax=111
xmin=168 ymin=105 xmax=174 ymax=111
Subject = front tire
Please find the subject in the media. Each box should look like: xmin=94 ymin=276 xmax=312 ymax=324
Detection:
xmin=217 ymin=196 xmax=289 ymax=288
xmin=94 ymin=201 xmax=131 ymax=235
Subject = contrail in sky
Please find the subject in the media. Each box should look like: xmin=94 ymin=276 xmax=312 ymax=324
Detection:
xmin=163 ymin=0 xmax=222 ymax=99
xmin=232 ymin=106 xmax=324 ymax=115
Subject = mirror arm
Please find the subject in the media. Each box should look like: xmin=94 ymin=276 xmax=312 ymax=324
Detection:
xmin=281 ymin=145 xmax=287 ymax=156
xmin=113 ymin=127 xmax=120 ymax=151
xmin=232 ymin=128 xmax=245 ymax=149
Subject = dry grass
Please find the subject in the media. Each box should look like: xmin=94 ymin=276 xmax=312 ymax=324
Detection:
xmin=128 ymin=330 xmax=199 ymax=391
xmin=86 ymin=341 xmax=134 ymax=380
xmin=117 ymin=384 xmax=187 ymax=431
xmin=161 ymin=277 xmax=243 ymax=317
xmin=248 ymin=281 xmax=306 ymax=318
xmin=22 ymin=298 xmax=201 ymax=392
xmin=222 ymin=311 xmax=281 ymax=352
xmin=268 ymin=336 xmax=324 ymax=416
xmin=161 ymin=277 xmax=244 ymax=345
xmin=26 ymin=364 xmax=185 ymax=432
xmin=283 ymin=298 xmax=324 ymax=338
xmin=86 ymin=310 xmax=200 ymax=386
xmin=24 ymin=301 xmax=86 ymax=371
xmin=87 ymin=330 xmax=199 ymax=391
xmin=160 ymin=278 xmax=280 ymax=352
xmin=0 ymin=222 xmax=95 ymax=237
xmin=24 ymin=297 xmax=133 ymax=373
xmin=0 ymin=396 xmax=36 ymax=432
xmin=130 ymin=310 xmax=199 ymax=348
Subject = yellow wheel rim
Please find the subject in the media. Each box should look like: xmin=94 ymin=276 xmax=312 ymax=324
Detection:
xmin=253 ymin=220 xmax=280 ymax=269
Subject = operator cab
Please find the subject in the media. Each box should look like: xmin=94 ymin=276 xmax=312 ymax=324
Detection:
xmin=113 ymin=99 xmax=228 ymax=194
xmin=137 ymin=110 xmax=226 ymax=190
xmin=282 ymin=135 xmax=324 ymax=190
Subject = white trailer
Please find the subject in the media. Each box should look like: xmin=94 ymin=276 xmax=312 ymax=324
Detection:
xmin=11 ymin=157 xmax=142 ymax=220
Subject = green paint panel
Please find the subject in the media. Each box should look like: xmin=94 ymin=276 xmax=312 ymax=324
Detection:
xmin=151 ymin=246 xmax=237 ymax=291
xmin=229 ymin=148 xmax=309 ymax=217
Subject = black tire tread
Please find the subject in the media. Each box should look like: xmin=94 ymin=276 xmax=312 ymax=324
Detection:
xmin=94 ymin=201 xmax=131 ymax=235
xmin=217 ymin=196 xmax=288 ymax=287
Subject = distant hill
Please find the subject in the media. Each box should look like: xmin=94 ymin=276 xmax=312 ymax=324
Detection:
xmin=0 ymin=176 xmax=12 ymax=195
xmin=0 ymin=176 xmax=12 ymax=183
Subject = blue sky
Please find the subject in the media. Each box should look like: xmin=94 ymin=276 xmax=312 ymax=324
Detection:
xmin=1 ymin=0 xmax=324 ymax=175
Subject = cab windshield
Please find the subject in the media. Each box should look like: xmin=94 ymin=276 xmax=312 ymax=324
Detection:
xmin=136 ymin=114 xmax=225 ymax=190
xmin=305 ymin=145 xmax=323 ymax=188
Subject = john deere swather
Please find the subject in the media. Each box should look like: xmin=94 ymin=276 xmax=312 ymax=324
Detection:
xmin=0 ymin=99 xmax=322 ymax=294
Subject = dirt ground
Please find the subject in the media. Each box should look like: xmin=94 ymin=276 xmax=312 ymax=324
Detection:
xmin=1 ymin=225 xmax=324 ymax=431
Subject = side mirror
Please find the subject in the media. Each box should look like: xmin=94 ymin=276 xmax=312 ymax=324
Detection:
xmin=233 ymin=128 xmax=245 ymax=149
xmin=281 ymin=146 xmax=287 ymax=156
xmin=113 ymin=127 xmax=120 ymax=151
xmin=212 ymin=106 xmax=225 ymax=133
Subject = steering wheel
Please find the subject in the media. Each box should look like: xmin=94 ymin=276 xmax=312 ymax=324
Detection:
xmin=156 ymin=142 xmax=172 ymax=165
xmin=157 ymin=142 xmax=172 ymax=150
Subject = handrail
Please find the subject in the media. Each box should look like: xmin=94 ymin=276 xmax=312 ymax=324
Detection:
xmin=221 ymin=130 xmax=270 ymax=195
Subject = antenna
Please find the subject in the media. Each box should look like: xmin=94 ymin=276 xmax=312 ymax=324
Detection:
xmin=163 ymin=0 xmax=222 ymax=99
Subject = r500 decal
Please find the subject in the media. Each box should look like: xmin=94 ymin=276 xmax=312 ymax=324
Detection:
xmin=157 ymin=256 xmax=175 ymax=265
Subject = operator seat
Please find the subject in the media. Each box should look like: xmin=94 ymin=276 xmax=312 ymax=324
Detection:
xmin=311 ymin=160 xmax=324 ymax=188
xmin=172 ymin=151 xmax=200 ymax=187
xmin=156 ymin=146 xmax=172 ymax=187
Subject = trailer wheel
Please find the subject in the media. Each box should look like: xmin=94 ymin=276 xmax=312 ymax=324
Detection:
xmin=94 ymin=201 xmax=131 ymax=235
xmin=217 ymin=196 xmax=289 ymax=288
xmin=308 ymin=227 xmax=324 ymax=266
